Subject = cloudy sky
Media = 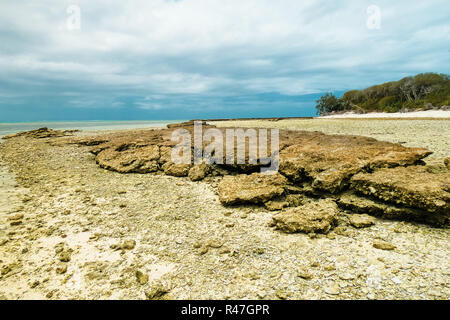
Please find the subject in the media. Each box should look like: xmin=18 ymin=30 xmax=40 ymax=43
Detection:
xmin=0 ymin=0 xmax=449 ymax=121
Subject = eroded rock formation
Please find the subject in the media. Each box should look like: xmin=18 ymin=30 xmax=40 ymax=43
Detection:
xmin=4 ymin=122 xmax=448 ymax=229
xmin=271 ymin=199 xmax=339 ymax=234
xmin=3 ymin=127 xmax=78 ymax=139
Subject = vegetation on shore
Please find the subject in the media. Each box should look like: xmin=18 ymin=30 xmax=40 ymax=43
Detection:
xmin=316 ymin=73 xmax=450 ymax=115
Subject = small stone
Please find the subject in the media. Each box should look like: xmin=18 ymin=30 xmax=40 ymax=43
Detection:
xmin=373 ymin=240 xmax=396 ymax=251
xmin=193 ymin=242 xmax=202 ymax=249
xmin=8 ymin=213 xmax=24 ymax=221
xmin=349 ymin=214 xmax=376 ymax=228
xmin=56 ymin=263 xmax=68 ymax=274
xmin=122 ymin=240 xmax=136 ymax=250
xmin=199 ymin=246 xmax=209 ymax=255
xmin=297 ymin=267 xmax=313 ymax=280
xmin=58 ymin=250 xmax=71 ymax=262
xmin=275 ymin=290 xmax=288 ymax=300
xmin=207 ymin=240 xmax=223 ymax=249
xmin=253 ymin=248 xmax=265 ymax=255
xmin=145 ymin=282 xmax=168 ymax=300
xmin=1 ymin=265 xmax=11 ymax=275
xmin=324 ymin=265 xmax=336 ymax=271
xmin=136 ymin=270 xmax=149 ymax=285
xmin=219 ymin=248 xmax=231 ymax=254
xmin=324 ymin=283 xmax=340 ymax=295
xmin=54 ymin=242 xmax=65 ymax=254
xmin=339 ymin=273 xmax=356 ymax=280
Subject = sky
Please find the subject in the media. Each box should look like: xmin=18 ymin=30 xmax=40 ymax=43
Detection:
xmin=0 ymin=0 xmax=449 ymax=122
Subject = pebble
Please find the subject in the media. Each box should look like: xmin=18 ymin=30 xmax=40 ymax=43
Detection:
xmin=297 ymin=267 xmax=313 ymax=280
xmin=145 ymin=282 xmax=168 ymax=300
xmin=373 ymin=240 xmax=396 ymax=251
xmin=56 ymin=263 xmax=68 ymax=274
xmin=136 ymin=270 xmax=149 ymax=285
xmin=122 ymin=240 xmax=136 ymax=250
xmin=324 ymin=283 xmax=340 ymax=295
xmin=349 ymin=214 xmax=376 ymax=228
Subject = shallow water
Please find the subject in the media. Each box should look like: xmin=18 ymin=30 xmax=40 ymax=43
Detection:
xmin=0 ymin=120 xmax=185 ymax=138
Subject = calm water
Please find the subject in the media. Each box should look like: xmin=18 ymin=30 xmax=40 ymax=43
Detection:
xmin=0 ymin=120 xmax=186 ymax=138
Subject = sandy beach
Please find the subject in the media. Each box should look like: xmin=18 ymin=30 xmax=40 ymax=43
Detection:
xmin=0 ymin=119 xmax=449 ymax=300
xmin=319 ymin=110 xmax=450 ymax=119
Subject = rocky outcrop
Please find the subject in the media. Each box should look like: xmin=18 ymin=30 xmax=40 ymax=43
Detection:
xmin=279 ymin=133 xmax=431 ymax=193
xmin=271 ymin=199 xmax=339 ymax=234
xmin=350 ymin=165 xmax=449 ymax=223
xmin=337 ymin=192 xmax=448 ymax=226
xmin=10 ymin=123 xmax=447 ymax=227
xmin=218 ymin=173 xmax=288 ymax=205
xmin=95 ymin=144 xmax=161 ymax=173
xmin=3 ymin=127 xmax=78 ymax=139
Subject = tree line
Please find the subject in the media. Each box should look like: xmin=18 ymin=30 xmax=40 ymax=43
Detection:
xmin=316 ymin=73 xmax=450 ymax=115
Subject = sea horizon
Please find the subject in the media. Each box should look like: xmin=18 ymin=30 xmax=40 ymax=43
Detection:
xmin=0 ymin=119 xmax=188 ymax=138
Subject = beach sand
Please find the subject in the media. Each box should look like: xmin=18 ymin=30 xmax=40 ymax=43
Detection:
xmin=0 ymin=120 xmax=449 ymax=300
xmin=319 ymin=109 xmax=450 ymax=119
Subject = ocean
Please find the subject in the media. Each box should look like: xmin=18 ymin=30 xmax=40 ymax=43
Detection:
xmin=0 ymin=120 xmax=186 ymax=138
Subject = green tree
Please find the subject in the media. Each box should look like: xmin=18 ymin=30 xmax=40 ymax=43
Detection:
xmin=315 ymin=93 xmax=343 ymax=115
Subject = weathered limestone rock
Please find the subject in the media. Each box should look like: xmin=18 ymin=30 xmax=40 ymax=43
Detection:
xmin=279 ymin=132 xmax=431 ymax=193
xmin=95 ymin=144 xmax=160 ymax=173
xmin=162 ymin=162 xmax=191 ymax=177
xmin=67 ymin=125 xmax=431 ymax=194
xmin=373 ymin=240 xmax=396 ymax=251
xmin=337 ymin=192 xmax=448 ymax=226
xmin=188 ymin=163 xmax=211 ymax=181
xmin=3 ymin=127 xmax=77 ymax=139
xmin=264 ymin=194 xmax=308 ymax=211
xmin=272 ymin=199 xmax=339 ymax=234
xmin=218 ymin=173 xmax=287 ymax=205
xmin=348 ymin=214 xmax=376 ymax=228
xmin=264 ymin=199 xmax=290 ymax=211
xmin=350 ymin=165 xmax=449 ymax=216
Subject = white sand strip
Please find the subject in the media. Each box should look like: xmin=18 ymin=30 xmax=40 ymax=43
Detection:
xmin=320 ymin=110 xmax=450 ymax=119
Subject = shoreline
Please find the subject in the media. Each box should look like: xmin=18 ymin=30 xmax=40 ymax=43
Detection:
xmin=319 ymin=109 xmax=450 ymax=119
